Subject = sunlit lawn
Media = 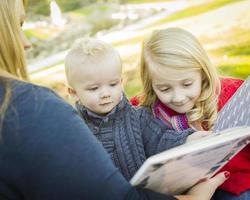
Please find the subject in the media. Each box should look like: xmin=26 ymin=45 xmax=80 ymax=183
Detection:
xmin=127 ymin=0 xmax=171 ymax=3
xmin=145 ymin=0 xmax=244 ymax=29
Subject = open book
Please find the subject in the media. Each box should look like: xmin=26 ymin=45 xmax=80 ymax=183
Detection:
xmin=130 ymin=76 xmax=250 ymax=195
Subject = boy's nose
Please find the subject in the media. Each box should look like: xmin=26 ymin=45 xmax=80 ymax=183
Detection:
xmin=100 ymin=89 xmax=111 ymax=99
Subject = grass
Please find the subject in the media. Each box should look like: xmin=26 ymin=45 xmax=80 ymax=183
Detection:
xmin=127 ymin=0 xmax=171 ymax=3
xmin=123 ymin=68 xmax=142 ymax=98
xmin=218 ymin=63 xmax=250 ymax=79
xmin=25 ymin=29 xmax=52 ymax=40
xmin=113 ymin=34 xmax=147 ymax=47
xmin=214 ymin=43 xmax=250 ymax=57
xmin=145 ymin=0 xmax=244 ymax=29
xmin=73 ymin=3 xmax=115 ymax=16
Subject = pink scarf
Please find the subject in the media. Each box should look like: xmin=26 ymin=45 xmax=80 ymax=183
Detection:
xmin=153 ymin=99 xmax=190 ymax=132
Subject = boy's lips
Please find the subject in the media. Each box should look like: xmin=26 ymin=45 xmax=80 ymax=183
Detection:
xmin=100 ymin=102 xmax=112 ymax=106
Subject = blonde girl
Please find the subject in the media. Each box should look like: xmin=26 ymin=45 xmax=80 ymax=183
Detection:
xmin=139 ymin=27 xmax=249 ymax=200
xmin=140 ymin=27 xmax=221 ymax=131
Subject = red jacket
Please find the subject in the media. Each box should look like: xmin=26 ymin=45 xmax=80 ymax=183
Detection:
xmin=217 ymin=78 xmax=250 ymax=195
xmin=131 ymin=77 xmax=249 ymax=195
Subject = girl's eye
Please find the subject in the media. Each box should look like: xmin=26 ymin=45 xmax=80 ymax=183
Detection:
xmin=160 ymin=88 xmax=170 ymax=92
xmin=183 ymin=82 xmax=193 ymax=87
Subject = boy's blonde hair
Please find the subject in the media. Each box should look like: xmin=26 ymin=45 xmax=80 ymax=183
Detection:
xmin=65 ymin=37 xmax=121 ymax=89
xmin=140 ymin=27 xmax=221 ymax=130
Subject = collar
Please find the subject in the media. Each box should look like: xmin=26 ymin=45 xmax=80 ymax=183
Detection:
xmin=76 ymin=93 xmax=129 ymax=121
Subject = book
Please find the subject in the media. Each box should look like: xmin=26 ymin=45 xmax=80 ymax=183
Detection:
xmin=130 ymin=76 xmax=250 ymax=195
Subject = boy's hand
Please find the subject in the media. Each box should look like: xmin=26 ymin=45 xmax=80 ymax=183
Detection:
xmin=186 ymin=131 xmax=212 ymax=143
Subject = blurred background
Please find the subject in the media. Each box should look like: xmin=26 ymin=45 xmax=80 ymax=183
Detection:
xmin=25 ymin=0 xmax=250 ymax=103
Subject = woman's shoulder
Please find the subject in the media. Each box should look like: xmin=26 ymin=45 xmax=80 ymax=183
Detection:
xmin=218 ymin=77 xmax=244 ymax=110
xmin=7 ymin=78 xmax=74 ymax=121
xmin=10 ymin=79 xmax=60 ymax=101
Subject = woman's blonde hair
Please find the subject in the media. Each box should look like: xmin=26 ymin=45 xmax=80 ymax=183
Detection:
xmin=0 ymin=0 xmax=28 ymax=80
xmin=0 ymin=0 xmax=28 ymax=131
xmin=140 ymin=27 xmax=221 ymax=130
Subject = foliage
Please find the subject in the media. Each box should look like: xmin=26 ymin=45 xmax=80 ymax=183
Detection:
xmin=27 ymin=0 xmax=50 ymax=15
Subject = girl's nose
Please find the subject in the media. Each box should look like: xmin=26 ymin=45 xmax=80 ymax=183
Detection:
xmin=172 ymin=91 xmax=185 ymax=103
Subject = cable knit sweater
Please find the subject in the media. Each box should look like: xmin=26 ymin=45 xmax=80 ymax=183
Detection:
xmin=76 ymin=95 xmax=194 ymax=180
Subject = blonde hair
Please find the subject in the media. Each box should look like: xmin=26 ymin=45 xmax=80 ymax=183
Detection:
xmin=0 ymin=0 xmax=28 ymax=132
xmin=65 ymin=37 xmax=121 ymax=88
xmin=140 ymin=27 xmax=221 ymax=130
xmin=0 ymin=0 xmax=28 ymax=80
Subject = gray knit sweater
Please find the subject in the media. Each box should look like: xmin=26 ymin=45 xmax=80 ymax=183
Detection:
xmin=76 ymin=95 xmax=194 ymax=180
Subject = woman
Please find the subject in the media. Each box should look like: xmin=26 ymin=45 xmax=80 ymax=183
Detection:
xmin=0 ymin=0 xmax=228 ymax=199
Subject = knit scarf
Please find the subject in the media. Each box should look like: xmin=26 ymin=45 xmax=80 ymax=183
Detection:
xmin=153 ymin=99 xmax=190 ymax=132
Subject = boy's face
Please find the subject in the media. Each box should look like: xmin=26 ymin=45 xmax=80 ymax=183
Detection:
xmin=152 ymin=68 xmax=202 ymax=114
xmin=71 ymin=53 xmax=123 ymax=115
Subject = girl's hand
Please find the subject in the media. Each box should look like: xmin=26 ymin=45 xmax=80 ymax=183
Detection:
xmin=186 ymin=131 xmax=212 ymax=143
xmin=175 ymin=171 xmax=229 ymax=200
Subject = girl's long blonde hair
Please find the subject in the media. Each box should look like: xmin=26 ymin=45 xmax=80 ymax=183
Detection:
xmin=0 ymin=0 xmax=28 ymax=130
xmin=140 ymin=27 xmax=221 ymax=130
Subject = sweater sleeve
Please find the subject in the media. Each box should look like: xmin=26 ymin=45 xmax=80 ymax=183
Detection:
xmin=0 ymin=81 xmax=176 ymax=200
xmin=138 ymin=107 xmax=194 ymax=157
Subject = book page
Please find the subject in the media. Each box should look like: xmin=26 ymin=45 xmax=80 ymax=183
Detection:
xmin=131 ymin=128 xmax=250 ymax=194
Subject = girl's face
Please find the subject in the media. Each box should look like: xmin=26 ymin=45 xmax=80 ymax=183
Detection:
xmin=20 ymin=2 xmax=31 ymax=50
xmin=151 ymin=68 xmax=202 ymax=114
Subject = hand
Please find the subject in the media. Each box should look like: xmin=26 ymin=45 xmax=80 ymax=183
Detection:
xmin=186 ymin=131 xmax=212 ymax=143
xmin=175 ymin=171 xmax=229 ymax=200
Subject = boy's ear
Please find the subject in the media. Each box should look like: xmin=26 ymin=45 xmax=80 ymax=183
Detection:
xmin=68 ymin=87 xmax=77 ymax=96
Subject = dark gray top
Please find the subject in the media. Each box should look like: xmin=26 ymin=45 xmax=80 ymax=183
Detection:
xmin=76 ymin=95 xmax=194 ymax=180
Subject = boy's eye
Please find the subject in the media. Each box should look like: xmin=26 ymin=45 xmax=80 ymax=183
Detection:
xmin=88 ymin=87 xmax=98 ymax=91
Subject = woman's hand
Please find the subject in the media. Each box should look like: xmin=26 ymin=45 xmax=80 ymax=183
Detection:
xmin=175 ymin=171 xmax=229 ymax=200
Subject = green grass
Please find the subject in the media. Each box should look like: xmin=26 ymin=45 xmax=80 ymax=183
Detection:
xmin=218 ymin=63 xmax=250 ymax=79
xmin=127 ymin=0 xmax=170 ymax=3
xmin=25 ymin=29 xmax=51 ymax=40
xmin=73 ymin=3 xmax=114 ymax=16
xmin=214 ymin=42 xmax=250 ymax=57
xmin=123 ymin=69 xmax=142 ymax=98
xmin=113 ymin=34 xmax=146 ymax=47
xmin=146 ymin=0 xmax=244 ymax=29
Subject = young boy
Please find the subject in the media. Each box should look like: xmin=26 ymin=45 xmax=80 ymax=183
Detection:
xmin=64 ymin=37 xmax=194 ymax=180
